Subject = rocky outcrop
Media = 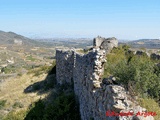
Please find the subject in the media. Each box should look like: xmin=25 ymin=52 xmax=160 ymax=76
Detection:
xmin=93 ymin=36 xmax=118 ymax=53
xmin=150 ymin=53 xmax=160 ymax=60
xmin=14 ymin=39 xmax=22 ymax=45
xmin=56 ymin=48 xmax=154 ymax=120
xmin=131 ymin=49 xmax=160 ymax=60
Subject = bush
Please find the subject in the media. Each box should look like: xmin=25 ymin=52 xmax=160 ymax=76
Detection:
xmin=27 ymin=60 xmax=56 ymax=76
xmin=1 ymin=66 xmax=15 ymax=74
xmin=25 ymin=93 xmax=80 ymax=120
xmin=3 ymin=109 xmax=28 ymax=120
xmin=25 ymin=81 xmax=80 ymax=120
xmin=13 ymin=101 xmax=24 ymax=108
xmin=26 ymin=55 xmax=36 ymax=61
xmin=43 ymin=93 xmax=80 ymax=120
xmin=0 ymin=100 xmax=6 ymax=110
xmin=104 ymin=46 xmax=160 ymax=100
xmin=25 ymin=99 xmax=45 ymax=120
xmin=103 ymin=46 xmax=126 ymax=78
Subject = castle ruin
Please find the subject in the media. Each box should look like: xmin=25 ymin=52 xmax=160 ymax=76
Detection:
xmin=56 ymin=37 xmax=154 ymax=120
xmin=93 ymin=36 xmax=118 ymax=53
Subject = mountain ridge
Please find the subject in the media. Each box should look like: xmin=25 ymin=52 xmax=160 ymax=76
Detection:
xmin=0 ymin=30 xmax=45 ymax=47
xmin=123 ymin=39 xmax=160 ymax=49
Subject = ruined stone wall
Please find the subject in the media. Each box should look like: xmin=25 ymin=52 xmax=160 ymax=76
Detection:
xmin=93 ymin=36 xmax=105 ymax=47
xmin=93 ymin=36 xmax=118 ymax=53
xmin=56 ymin=49 xmax=154 ymax=120
xmin=73 ymin=49 xmax=107 ymax=120
xmin=56 ymin=50 xmax=74 ymax=84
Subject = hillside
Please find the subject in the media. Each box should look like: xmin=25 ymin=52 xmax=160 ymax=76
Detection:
xmin=0 ymin=31 xmax=57 ymax=83
xmin=0 ymin=31 xmax=52 ymax=48
xmin=0 ymin=34 xmax=159 ymax=119
xmin=126 ymin=39 xmax=160 ymax=49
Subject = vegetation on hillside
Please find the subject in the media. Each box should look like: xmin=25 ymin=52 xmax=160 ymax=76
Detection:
xmin=3 ymin=60 xmax=80 ymax=120
xmin=138 ymin=98 xmax=160 ymax=120
xmin=24 ymin=61 xmax=80 ymax=120
xmin=104 ymin=45 xmax=160 ymax=119
xmin=1 ymin=41 xmax=159 ymax=120
xmin=104 ymin=45 xmax=160 ymax=99
xmin=24 ymin=86 xmax=80 ymax=120
xmin=27 ymin=60 xmax=56 ymax=76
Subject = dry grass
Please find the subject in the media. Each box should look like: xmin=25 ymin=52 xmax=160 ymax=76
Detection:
xmin=0 ymin=73 xmax=48 ymax=118
xmin=138 ymin=98 xmax=160 ymax=120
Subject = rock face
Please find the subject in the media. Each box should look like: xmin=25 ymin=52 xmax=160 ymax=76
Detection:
xmin=93 ymin=36 xmax=118 ymax=53
xmin=14 ymin=39 xmax=22 ymax=45
xmin=56 ymin=48 xmax=154 ymax=120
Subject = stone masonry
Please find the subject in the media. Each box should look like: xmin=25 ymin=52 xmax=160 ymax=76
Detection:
xmin=56 ymin=50 xmax=74 ymax=84
xmin=56 ymin=38 xmax=154 ymax=120
xmin=93 ymin=36 xmax=118 ymax=53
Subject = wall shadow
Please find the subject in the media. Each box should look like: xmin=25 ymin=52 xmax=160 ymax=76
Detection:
xmin=24 ymin=65 xmax=56 ymax=95
xmin=23 ymin=65 xmax=81 ymax=120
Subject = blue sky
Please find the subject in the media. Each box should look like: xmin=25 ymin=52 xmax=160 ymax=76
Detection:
xmin=0 ymin=0 xmax=160 ymax=39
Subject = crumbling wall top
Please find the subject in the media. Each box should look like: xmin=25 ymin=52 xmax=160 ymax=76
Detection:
xmin=93 ymin=36 xmax=118 ymax=53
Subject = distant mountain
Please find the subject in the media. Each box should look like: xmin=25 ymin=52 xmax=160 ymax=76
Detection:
xmin=0 ymin=30 xmax=44 ymax=46
xmin=126 ymin=39 xmax=160 ymax=49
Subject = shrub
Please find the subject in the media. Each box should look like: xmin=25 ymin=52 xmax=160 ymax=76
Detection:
xmin=13 ymin=101 xmax=24 ymax=108
xmin=0 ymin=100 xmax=6 ymax=110
xmin=25 ymin=82 xmax=80 ymax=120
xmin=26 ymin=55 xmax=36 ymax=61
xmin=27 ymin=60 xmax=56 ymax=76
xmin=25 ymin=93 xmax=80 ymax=120
xmin=25 ymin=100 xmax=45 ymax=120
xmin=3 ymin=109 xmax=28 ymax=120
xmin=17 ymin=73 xmax=22 ymax=76
xmin=104 ymin=46 xmax=160 ymax=100
xmin=43 ymin=93 xmax=80 ymax=120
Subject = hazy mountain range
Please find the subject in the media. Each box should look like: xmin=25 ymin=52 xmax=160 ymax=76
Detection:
xmin=0 ymin=30 xmax=160 ymax=49
xmin=0 ymin=31 xmax=38 ymax=46
xmin=126 ymin=39 xmax=160 ymax=49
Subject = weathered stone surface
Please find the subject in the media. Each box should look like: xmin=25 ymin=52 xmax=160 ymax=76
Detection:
xmin=56 ymin=50 xmax=74 ymax=84
xmin=93 ymin=36 xmax=118 ymax=53
xmin=56 ymin=40 xmax=154 ymax=120
xmin=102 ymin=76 xmax=118 ymax=85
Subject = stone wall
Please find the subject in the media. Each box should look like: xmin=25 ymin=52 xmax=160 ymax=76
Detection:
xmin=56 ymin=50 xmax=74 ymax=84
xmin=93 ymin=36 xmax=105 ymax=47
xmin=93 ymin=36 xmax=118 ymax=53
xmin=56 ymin=49 xmax=154 ymax=120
